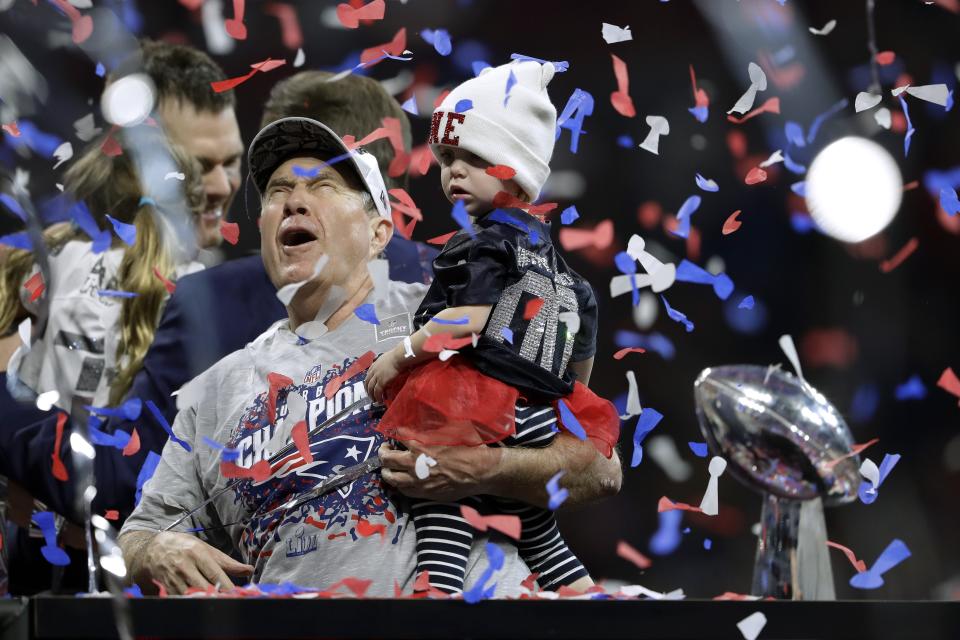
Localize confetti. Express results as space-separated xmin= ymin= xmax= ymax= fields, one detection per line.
xmin=639 ymin=115 xmax=669 ymax=154
xmin=630 ymin=408 xmax=664 ymax=467
xmin=556 ymin=88 xmax=595 ymax=154
xmin=601 ymin=23 xmax=633 ymax=44
xmin=704 ymin=538 xmax=713 ymax=550
xmin=290 ymin=420 xmax=313 ymax=463
xmin=824 ymin=437 xmax=880 ymax=471
xmin=491 ymin=191 xmax=556 ymax=216
xmin=460 ymin=505 xmax=521 ymax=540
xmin=738 ymin=296 xmax=755 ymax=310
xmin=354 ymin=303 xmax=380 ymax=325
xmin=649 ymin=509 xmax=683 ymax=555
xmin=727 ymin=96 xmax=780 ymax=124
xmin=325 ymin=351 xmax=376 ymax=400
xmin=224 ymin=0 xmax=247 ymax=39
xmin=135 ymin=451 xmax=161 ymax=505
xmin=421 ymin=28 xmax=452 ymax=56
xmin=904 ymin=83 xmax=950 ymax=107
xmin=613 ymin=347 xmax=646 ymax=360
xmin=560 ymin=205 xmax=580 ymax=224
xmin=522 ymin=297 xmax=545 ymax=321
xmin=211 ymin=57 xmax=286 ymax=93
xmin=688 ymin=64 xmax=710 ymax=123
xmin=51 ymin=412 xmax=69 ymax=481
xmin=609 ymin=54 xmax=636 ymax=118
xmin=940 ymin=187 xmax=960 ymax=216
xmin=894 ymin=374 xmax=926 ymax=400
xmin=106 ymin=214 xmax=137 ymax=246
xmin=463 ymin=542 xmax=504 ymax=603
xmin=152 ymin=267 xmax=176 ymax=295
xmin=2 ymin=122 xmax=21 ymax=137
xmin=616 ymin=540 xmax=652 ymax=569
xmin=97 ymin=289 xmax=138 ymax=298
xmin=698 ymin=456 xmax=727 ymax=516
xmin=414 ymin=453 xmax=437 ymax=479
xmin=736 ymin=611 xmax=768 ymax=640
xmin=855 ymin=92 xmax=883 ymax=112
xmin=695 ymin=173 xmax=719 ymax=192
xmin=849 ymin=539 xmax=911 ymax=589
xmin=744 ymin=167 xmax=768 ymax=185
xmin=51 ymin=0 xmax=94 ymax=44
xmin=858 ymin=453 xmax=900 ymax=504
xmin=202 ymin=437 xmax=242 ymax=462
xmin=723 ymin=210 xmax=743 ymax=235
xmin=660 ymin=295 xmax=694 ymax=332
xmin=34 ymin=511 xmax=70 ymax=566
xmin=263 ymin=3 xmax=304 ymax=49
xmin=937 ymin=367 xmax=960 ymax=404
xmin=0 ymin=193 xmax=25 ymax=221
xmin=36 ymin=390 xmax=59 ymax=412
xmin=24 ymin=271 xmax=45 ymax=303
xmin=675 ymin=259 xmax=734 ymax=300
xmin=122 ymin=428 xmax=141 ymax=456
xmin=658 ymin=496 xmax=702 ymax=514
xmin=546 ymin=471 xmax=569 ymax=511
xmin=556 ymin=398 xmax=587 ymax=441
xmin=427 ymin=231 xmax=456 ymax=246
xmin=688 ymin=442 xmax=708 ymax=457
xmin=879 ymin=237 xmax=919 ymax=273
xmin=220 ymin=459 xmax=272 ymax=483
xmin=336 ymin=0 xmax=385 ymax=29
xmin=423 ymin=333 xmax=473 ymax=353
xmin=558 ymin=219 xmax=614 ymax=251
xmin=146 ymin=399 xmax=191 ymax=452
xmin=807 ymin=98 xmax=848 ymax=144
xmin=503 ymin=69 xmax=517 ymax=107
xmin=52 ymin=141 xmax=73 ymax=169
xmin=622 ymin=371 xmax=642 ymax=420
xmin=898 ymin=94 xmax=915 ymax=157
xmin=485 ymin=164 xmax=516 ymax=180
xmin=809 ymin=19 xmax=837 ymax=36
xmin=727 ymin=62 xmax=766 ymax=115
xmin=826 ymin=540 xmax=867 ymax=573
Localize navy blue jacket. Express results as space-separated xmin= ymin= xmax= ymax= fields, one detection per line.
xmin=0 ymin=235 xmax=436 ymax=523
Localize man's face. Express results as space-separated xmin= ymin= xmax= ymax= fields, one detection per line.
xmin=259 ymin=156 xmax=376 ymax=294
xmin=158 ymin=99 xmax=243 ymax=248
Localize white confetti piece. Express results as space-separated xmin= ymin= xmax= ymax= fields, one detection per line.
xmin=36 ymin=390 xmax=59 ymax=411
xmin=646 ymin=435 xmax=693 ymax=482
xmin=414 ymin=453 xmax=437 ymax=479
xmin=639 ymin=115 xmax=669 ymax=155
xmin=626 ymin=234 xmax=646 ymax=261
xmin=855 ymin=91 xmax=883 ymax=112
xmin=559 ymin=311 xmax=580 ymax=336
xmin=601 ymin=23 xmax=633 ymax=44
xmin=904 ymin=83 xmax=949 ymax=106
xmin=759 ymin=149 xmax=784 ymax=168
xmin=699 ymin=456 xmax=727 ymax=516
xmin=621 ymin=371 xmax=642 ymax=419
xmin=52 ymin=142 xmax=73 ymax=169
xmin=737 ymin=611 xmax=768 ymax=640
xmin=778 ymin=334 xmax=805 ymax=384
xmin=727 ymin=62 xmax=767 ymax=115
xmin=808 ymin=19 xmax=836 ymax=36
xmin=438 ymin=349 xmax=458 ymax=361
xmin=164 ymin=171 xmax=186 ymax=181
xmin=874 ymin=107 xmax=892 ymax=129
xmin=17 ymin=317 xmax=31 ymax=352
xmin=293 ymin=47 xmax=305 ymax=68
xmin=276 ymin=255 xmax=329 ymax=305
xmin=402 ymin=336 xmax=415 ymax=358
xmin=860 ymin=458 xmax=880 ymax=493
xmin=296 ymin=320 xmax=327 ymax=340
xmin=73 ymin=112 xmax=102 ymax=142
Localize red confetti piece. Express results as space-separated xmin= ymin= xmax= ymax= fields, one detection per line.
xmin=220 ymin=460 xmax=272 ymax=482
xmin=902 ymin=180 xmax=920 ymax=191
xmin=263 ymin=3 xmax=303 ymax=49
xmin=433 ymin=89 xmax=451 ymax=109
xmin=23 ymin=271 xmax=45 ymax=303
xmin=104 ymin=510 xmax=120 ymax=521
xmin=266 ymin=372 xmax=293 ymax=426
xmin=52 ymin=412 xmax=69 ymax=481
xmin=558 ymin=219 xmax=614 ymax=251
xmin=101 ymin=130 xmax=123 ymax=157
xmin=122 ymin=427 xmax=141 ymax=457
xmin=713 ymin=591 xmax=760 ymax=601
xmin=826 ymin=540 xmax=867 ymax=573
xmin=824 ymin=437 xmax=880 ymax=470
xmin=178 ymin=0 xmax=203 ymax=10
xmin=153 ymin=267 xmax=176 ymax=294
xmin=936 ymin=367 xmax=960 ymax=404
xmin=460 ymin=504 xmax=521 ymax=540
xmin=355 ymin=517 xmax=386 ymax=539
xmin=211 ymin=57 xmax=286 ymax=93
xmin=1 ymin=122 xmax=20 ymax=137
xmin=290 ymin=420 xmax=313 ymax=463
xmin=722 ymin=210 xmax=743 ymax=235
xmin=359 ymin=27 xmax=406 ymax=66
xmin=613 ymin=347 xmax=646 ymax=360
xmin=689 ymin=64 xmax=710 ymax=108
xmin=875 ymin=51 xmax=896 ymax=65
xmin=324 ymin=350 xmax=376 ymax=400
xmin=423 ymin=333 xmax=474 ymax=353
xmin=491 ymin=190 xmax=557 ymax=215
xmin=485 ymin=165 xmax=517 ymax=180
xmin=657 ymin=496 xmax=702 ymax=513
xmin=224 ymin=0 xmax=247 ymax=39
xmin=336 ymin=0 xmax=385 ymax=29
xmin=151 ymin=579 xmax=169 ymax=597
xmin=52 ymin=0 xmax=93 ymax=44
xmin=328 ymin=577 xmax=373 ymax=597
xmin=427 ymin=231 xmax=457 ymax=246
xmin=727 ymin=96 xmax=781 ymax=124
xmin=745 ymin=167 xmax=768 ymax=185
xmin=220 ymin=220 xmax=240 ymax=245
xmin=520 ymin=573 xmax=540 ymax=592
xmin=800 ymin=328 xmax=858 ymax=369
xmin=616 ymin=540 xmax=652 ymax=569
xmin=389 ymin=188 xmax=422 ymax=240
xmin=556 ymin=585 xmax=585 ymax=597
xmin=879 ymin=237 xmax=919 ymax=273
xmin=409 ymin=144 xmax=434 ymax=176
xmin=523 ymin=297 xmax=545 ymax=320
xmin=609 ymin=54 xmax=636 ymax=118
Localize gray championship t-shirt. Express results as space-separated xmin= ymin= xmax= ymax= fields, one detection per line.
xmin=122 ymin=279 xmax=529 ymax=596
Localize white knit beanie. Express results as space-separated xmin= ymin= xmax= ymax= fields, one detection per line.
xmin=429 ymin=60 xmax=557 ymax=201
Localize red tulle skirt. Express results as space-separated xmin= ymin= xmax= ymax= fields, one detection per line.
xmin=375 ymin=358 xmax=619 ymax=457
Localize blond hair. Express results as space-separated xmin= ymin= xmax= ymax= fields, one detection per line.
xmin=0 ymin=128 xmax=204 ymax=405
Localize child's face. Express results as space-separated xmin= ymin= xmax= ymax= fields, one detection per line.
xmin=437 ymin=146 xmax=523 ymax=215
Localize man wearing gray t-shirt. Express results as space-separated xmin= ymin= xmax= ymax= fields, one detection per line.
xmin=118 ymin=117 xmax=621 ymax=596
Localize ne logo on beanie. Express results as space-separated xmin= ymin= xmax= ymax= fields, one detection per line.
xmin=428 ymin=111 xmax=465 ymax=147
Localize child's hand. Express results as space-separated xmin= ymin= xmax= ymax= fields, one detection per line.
xmin=365 ymin=347 xmax=402 ymax=403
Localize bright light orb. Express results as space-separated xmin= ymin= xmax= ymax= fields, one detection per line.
xmin=101 ymin=73 xmax=155 ymax=127
xmin=805 ymin=136 xmax=902 ymax=243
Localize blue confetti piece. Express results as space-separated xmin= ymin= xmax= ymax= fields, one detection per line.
xmin=738 ymin=295 xmax=755 ymax=310
xmin=88 ymin=421 xmax=131 ymax=450
xmin=471 ymin=60 xmax=491 ymax=76
xmin=546 ymin=470 xmax=569 ymax=510
xmin=95 ymin=62 xmax=106 ymax=77
xmin=614 ymin=330 xmax=675 ymax=360
xmin=431 ymin=315 xmax=469 ymax=325
xmin=106 ymin=214 xmax=137 ymax=246
xmin=790 ymin=181 xmax=807 ymax=197
xmin=682 ymin=527 xmax=690 ymax=535
xmin=258 ymin=581 xmax=320 ymax=595
xmin=660 ymin=295 xmax=694 ymax=332
xmin=135 ymin=451 xmax=161 ymax=506
xmin=555 ymin=88 xmax=594 ymax=154
xmin=500 ymin=327 xmax=514 ymax=344
xmin=35 ymin=511 xmax=71 ymax=566
xmin=488 ymin=209 xmax=538 ymax=244
xmin=898 ymin=95 xmax=915 ymax=157
xmin=146 ymin=399 xmax=191 ymax=452
xmin=354 ymin=303 xmax=380 ymax=325
xmin=688 ymin=104 xmax=708 ymax=123
xmin=504 ymin=69 xmax=517 ymax=107
xmin=123 ymin=584 xmax=143 ymax=598
xmin=894 ymin=375 xmax=926 ymax=401
xmin=939 ymin=187 xmax=960 ymax=216
xmin=0 ymin=193 xmax=26 ymax=221
xmin=695 ymin=173 xmax=719 ymax=192
xmin=92 ymin=229 xmax=113 ymax=254
xmin=688 ymin=441 xmax=709 ymax=457
xmin=703 ymin=538 xmax=713 ymax=550
xmin=454 ymin=99 xmax=473 ymax=112
xmin=675 ymin=259 xmax=733 ymax=300
xmin=0 ymin=232 xmax=32 ymax=250
xmin=790 ymin=212 xmax=815 ymax=234
xmin=850 ymin=383 xmax=880 ymax=423
xmin=630 ymin=408 xmax=664 ymax=467
xmin=400 ymin=96 xmax=418 ymax=116
xmin=509 ymin=53 xmax=569 ymax=73
xmin=202 ymin=436 xmax=240 ymax=462
xmin=616 ymin=134 xmax=635 ymax=148
xmin=947 ymin=89 xmax=954 ymax=112
xmin=463 ymin=542 xmax=504 ymax=603
xmin=97 ymin=289 xmax=139 ymax=298
xmin=420 ymin=28 xmax=452 ymax=56
xmin=806 ymin=98 xmax=848 ymax=145
xmin=614 ymin=251 xmax=637 ymax=275
xmin=451 ymin=199 xmax=475 ymax=239
xmin=292 ymin=164 xmax=321 ymax=178
xmin=784 ymin=121 xmax=806 ymax=147
xmin=858 ymin=453 xmax=901 ymax=505
xmin=556 ymin=399 xmax=587 ymax=441
xmin=672 ymin=195 xmax=701 ymax=239
xmin=71 ymin=200 xmax=100 ymax=240
xmin=7 ymin=119 xmax=63 ymax=157
xmin=850 ymin=539 xmax=911 ymax=589
xmin=783 ymin=150 xmax=807 ymax=174
xmin=560 ymin=205 xmax=580 ymax=224
xmin=649 ymin=509 xmax=683 ymax=556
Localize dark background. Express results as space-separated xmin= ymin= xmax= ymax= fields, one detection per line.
xmin=1 ymin=0 xmax=958 ymax=600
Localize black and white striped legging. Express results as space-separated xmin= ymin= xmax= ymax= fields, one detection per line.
xmin=411 ymin=402 xmax=589 ymax=594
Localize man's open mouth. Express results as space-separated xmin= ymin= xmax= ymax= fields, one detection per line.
xmin=279 ymin=226 xmax=319 ymax=247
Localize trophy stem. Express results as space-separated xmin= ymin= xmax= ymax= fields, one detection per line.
xmin=752 ymin=495 xmax=836 ymax=600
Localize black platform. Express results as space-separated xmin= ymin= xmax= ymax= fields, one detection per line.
xmin=3 ymin=596 xmax=953 ymax=639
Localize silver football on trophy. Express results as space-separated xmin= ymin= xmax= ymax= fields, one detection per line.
xmin=693 ymin=365 xmax=862 ymax=599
